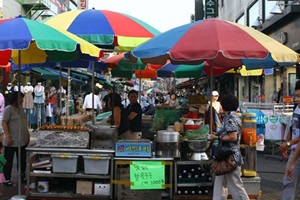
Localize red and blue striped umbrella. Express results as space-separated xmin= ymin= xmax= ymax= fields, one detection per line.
xmin=130 ymin=18 xmax=299 ymax=70
xmin=44 ymin=9 xmax=161 ymax=51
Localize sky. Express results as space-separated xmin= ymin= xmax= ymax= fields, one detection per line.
xmin=88 ymin=0 xmax=195 ymax=32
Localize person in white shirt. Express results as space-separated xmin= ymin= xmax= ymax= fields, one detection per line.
xmin=82 ymin=90 xmax=102 ymax=113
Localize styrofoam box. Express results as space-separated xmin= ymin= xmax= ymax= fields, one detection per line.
xmin=229 ymin=176 xmax=260 ymax=195
xmin=94 ymin=183 xmax=110 ymax=195
xmin=51 ymin=155 xmax=78 ymax=173
xmin=83 ymin=156 xmax=110 ymax=175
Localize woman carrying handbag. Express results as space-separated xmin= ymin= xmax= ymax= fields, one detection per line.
xmin=209 ymin=94 xmax=249 ymax=200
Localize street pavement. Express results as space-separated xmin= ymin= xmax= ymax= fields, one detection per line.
xmin=3 ymin=141 xmax=286 ymax=199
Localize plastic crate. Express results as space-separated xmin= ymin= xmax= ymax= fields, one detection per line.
xmin=83 ymin=156 xmax=110 ymax=175
xmin=51 ymin=154 xmax=78 ymax=173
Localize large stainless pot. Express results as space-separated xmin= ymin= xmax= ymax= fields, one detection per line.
xmin=156 ymin=130 xmax=179 ymax=143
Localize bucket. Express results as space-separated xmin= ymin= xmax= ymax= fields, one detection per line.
xmin=37 ymin=180 xmax=49 ymax=193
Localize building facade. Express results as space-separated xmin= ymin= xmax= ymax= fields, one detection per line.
xmin=218 ymin=0 xmax=300 ymax=103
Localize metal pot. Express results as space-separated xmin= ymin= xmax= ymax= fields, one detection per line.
xmin=186 ymin=140 xmax=211 ymax=152
xmin=156 ymin=130 xmax=179 ymax=143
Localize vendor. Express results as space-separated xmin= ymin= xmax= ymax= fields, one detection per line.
xmin=166 ymin=93 xmax=179 ymax=108
xmin=106 ymin=92 xmax=130 ymax=138
xmin=126 ymin=90 xmax=142 ymax=132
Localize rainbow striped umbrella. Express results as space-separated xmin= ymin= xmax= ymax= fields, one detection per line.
xmin=44 ymin=9 xmax=161 ymax=51
xmin=0 ymin=16 xmax=102 ymax=65
xmin=130 ymin=18 xmax=299 ymax=70
xmin=129 ymin=18 xmax=299 ymax=134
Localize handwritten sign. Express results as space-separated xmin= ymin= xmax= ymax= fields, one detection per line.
xmin=130 ymin=161 xmax=165 ymax=190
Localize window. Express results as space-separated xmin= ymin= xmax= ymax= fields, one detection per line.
xmin=247 ymin=1 xmax=259 ymax=27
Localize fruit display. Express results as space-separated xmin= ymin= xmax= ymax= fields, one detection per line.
xmin=40 ymin=125 xmax=89 ymax=131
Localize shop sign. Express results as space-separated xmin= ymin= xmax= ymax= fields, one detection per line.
xmin=130 ymin=161 xmax=165 ymax=189
xmin=78 ymin=0 xmax=88 ymax=10
xmin=115 ymin=142 xmax=152 ymax=157
xmin=205 ymin=0 xmax=218 ymax=18
xmin=283 ymin=96 xmax=293 ymax=104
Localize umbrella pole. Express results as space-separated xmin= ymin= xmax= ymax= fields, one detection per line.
xmin=139 ymin=71 xmax=142 ymax=103
xmin=209 ymin=60 xmax=213 ymax=134
xmin=12 ymin=50 xmax=26 ymax=199
xmin=92 ymin=61 xmax=95 ymax=125
xmin=59 ymin=66 xmax=62 ymax=116
xmin=17 ymin=50 xmax=22 ymax=196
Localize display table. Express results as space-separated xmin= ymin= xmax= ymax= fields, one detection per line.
xmin=26 ymin=147 xmax=114 ymax=200
xmin=113 ymin=157 xmax=173 ymax=200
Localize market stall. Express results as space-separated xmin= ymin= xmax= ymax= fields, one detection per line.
xmin=26 ymin=96 xmax=267 ymax=200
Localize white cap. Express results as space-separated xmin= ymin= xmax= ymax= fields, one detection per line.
xmin=27 ymin=82 xmax=31 ymax=85
xmin=212 ymin=91 xmax=219 ymax=96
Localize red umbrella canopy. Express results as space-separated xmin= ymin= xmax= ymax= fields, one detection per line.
xmin=44 ymin=9 xmax=161 ymax=51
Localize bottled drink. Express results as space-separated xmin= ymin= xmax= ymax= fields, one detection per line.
xmin=190 ymin=167 xmax=195 ymax=173
xmin=190 ymin=189 xmax=196 ymax=195
xmin=207 ymin=175 xmax=213 ymax=182
xmin=197 ymin=166 xmax=202 ymax=171
xmin=197 ymin=188 xmax=203 ymax=195
xmin=211 ymin=139 xmax=219 ymax=157
xmin=182 ymin=169 xmax=187 ymax=174
xmin=184 ymin=189 xmax=189 ymax=195
xmin=178 ymin=173 xmax=183 ymax=179
xmin=187 ymin=173 xmax=192 ymax=179
xmin=177 ymin=190 xmax=182 ymax=195
xmin=202 ymin=187 xmax=209 ymax=195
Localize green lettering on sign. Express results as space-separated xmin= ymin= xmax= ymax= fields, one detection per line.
xmin=130 ymin=161 xmax=165 ymax=190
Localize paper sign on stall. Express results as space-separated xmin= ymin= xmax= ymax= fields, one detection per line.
xmin=130 ymin=161 xmax=165 ymax=190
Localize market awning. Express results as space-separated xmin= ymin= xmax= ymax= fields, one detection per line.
xmin=46 ymin=68 xmax=84 ymax=83
xmin=31 ymin=68 xmax=59 ymax=80
xmin=71 ymin=72 xmax=89 ymax=80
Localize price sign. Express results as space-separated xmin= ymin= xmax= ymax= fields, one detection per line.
xmin=130 ymin=161 xmax=165 ymax=190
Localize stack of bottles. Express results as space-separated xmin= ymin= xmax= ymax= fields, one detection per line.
xmin=177 ymin=164 xmax=213 ymax=183
xmin=177 ymin=186 xmax=211 ymax=195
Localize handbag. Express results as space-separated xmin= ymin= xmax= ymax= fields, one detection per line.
xmin=211 ymin=155 xmax=237 ymax=176
xmin=214 ymin=140 xmax=233 ymax=161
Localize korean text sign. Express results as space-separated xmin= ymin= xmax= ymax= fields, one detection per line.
xmin=130 ymin=161 xmax=165 ymax=189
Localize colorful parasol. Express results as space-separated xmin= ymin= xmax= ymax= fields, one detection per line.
xmin=44 ymin=9 xmax=161 ymax=51
xmin=146 ymin=88 xmax=162 ymax=94
xmin=130 ymin=18 xmax=299 ymax=70
xmin=0 ymin=16 xmax=103 ymax=65
xmin=129 ymin=17 xmax=300 ymax=135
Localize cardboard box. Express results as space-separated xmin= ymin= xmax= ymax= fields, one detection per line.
xmin=94 ymin=183 xmax=110 ymax=195
xmin=76 ymin=181 xmax=93 ymax=195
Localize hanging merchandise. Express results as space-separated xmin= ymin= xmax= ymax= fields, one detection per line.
xmin=264 ymin=114 xmax=283 ymax=140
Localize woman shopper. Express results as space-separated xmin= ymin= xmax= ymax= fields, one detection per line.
xmin=209 ymin=94 xmax=249 ymax=200
xmin=2 ymin=92 xmax=30 ymax=186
